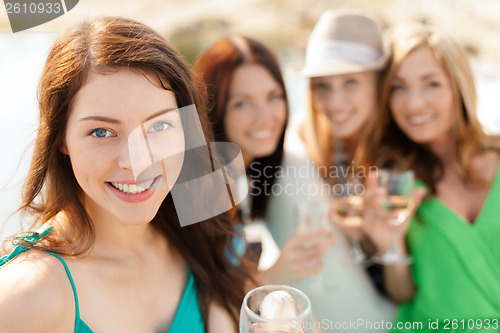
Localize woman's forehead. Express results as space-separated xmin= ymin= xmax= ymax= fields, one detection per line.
xmin=70 ymin=68 xmax=178 ymax=122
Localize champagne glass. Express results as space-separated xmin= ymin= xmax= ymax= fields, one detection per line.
xmin=372 ymin=169 xmax=415 ymax=264
xmin=240 ymin=285 xmax=312 ymax=333
xmin=330 ymin=177 xmax=368 ymax=264
xmin=295 ymin=199 xmax=333 ymax=294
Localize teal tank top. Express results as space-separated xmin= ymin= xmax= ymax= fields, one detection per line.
xmin=0 ymin=228 xmax=205 ymax=333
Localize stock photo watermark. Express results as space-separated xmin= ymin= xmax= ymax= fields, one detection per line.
xmin=4 ymin=0 xmax=79 ymax=33
xmin=290 ymin=318 xmax=500 ymax=331
xmin=248 ymin=160 xmax=377 ymax=199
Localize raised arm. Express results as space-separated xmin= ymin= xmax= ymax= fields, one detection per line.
xmin=363 ymin=175 xmax=426 ymax=302
xmin=254 ymin=227 xmax=335 ymax=286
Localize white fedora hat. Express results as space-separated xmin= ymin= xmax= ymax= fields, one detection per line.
xmin=300 ymin=10 xmax=388 ymax=77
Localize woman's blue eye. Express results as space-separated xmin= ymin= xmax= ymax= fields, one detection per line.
xmin=392 ymin=84 xmax=405 ymax=91
xmin=345 ymin=78 xmax=358 ymax=85
xmin=314 ymin=82 xmax=329 ymax=90
xmin=149 ymin=121 xmax=172 ymax=133
xmin=88 ymin=128 xmax=112 ymax=138
xmin=269 ymin=93 xmax=283 ymax=102
xmin=234 ymin=101 xmax=248 ymax=108
xmin=427 ymin=82 xmax=440 ymax=88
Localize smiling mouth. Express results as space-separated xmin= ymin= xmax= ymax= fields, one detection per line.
xmin=249 ymin=129 xmax=273 ymax=140
xmin=408 ymin=114 xmax=436 ymax=125
xmin=108 ymin=176 xmax=159 ymax=194
xmin=332 ymin=112 xmax=353 ymax=123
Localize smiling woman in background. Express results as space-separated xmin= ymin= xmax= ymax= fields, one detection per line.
xmin=194 ymin=35 xmax=335 ymax=287
xmin=362 ymin=23 xmax=500 ymax=331
xmin=0 ymin=17 xmax=248 ymax=333
xmin=264 ymin=9 xmax=397 ymax=332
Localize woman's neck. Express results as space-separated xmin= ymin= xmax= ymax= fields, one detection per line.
xmin=428 ymin=133 xmax=457 ymax=169
xmin=340 ymin=136 xmax=359 ymax=161
xmin=85 ymin=203 xmax=167 ymax=261
xmin=243 ymin=152 xmax=254 ymax=169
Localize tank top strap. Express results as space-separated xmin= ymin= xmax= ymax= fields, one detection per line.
xmin=0 ymin=227 xmax=84 ymax=333
xmin=0 ymin=227 xmax=53 ymax=266
xmin=45 ymin=251 xmax=82 ymax=333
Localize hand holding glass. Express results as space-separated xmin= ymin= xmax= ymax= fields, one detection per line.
xmin=372 ymin=169 xmax=415 ymax=264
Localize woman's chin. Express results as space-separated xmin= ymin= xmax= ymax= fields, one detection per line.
xmin=112 ymin=211 xmax=157 ymax=226
xmin=252 ymin=145 xmax=279 ymax=160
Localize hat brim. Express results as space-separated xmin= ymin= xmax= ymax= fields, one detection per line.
xmin=297 ymin=55 xmax=388 ymax=78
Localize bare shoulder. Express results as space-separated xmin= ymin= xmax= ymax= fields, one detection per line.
xmin=471 ymin=149 xmax=500 ymax=180
xmin=207 ymin=301 xmax=237 ymax=333
xmin=0 ymin=250 xmax=75 ymax=332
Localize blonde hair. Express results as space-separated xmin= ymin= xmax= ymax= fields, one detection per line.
xmin=365 ymin=23 xmax=499 ymax=192
xmin=303 ymin=87 xmax=334 ymax=175
xmin=301 ymin=10 xmax=387 ymax=179
xmin=303 ymin=72 xmax=381 ymax=179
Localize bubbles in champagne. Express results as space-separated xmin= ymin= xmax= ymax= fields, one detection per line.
xmin=379 ymin=195 xmax=413 ymax=226
xmin=331 ymin=195 xmax=364 ymax=227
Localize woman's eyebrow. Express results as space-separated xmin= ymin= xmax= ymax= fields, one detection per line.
xmin=79 ymin=115 xmax=121 ymax=124
xmin=79 ymin=107 xmax=178 ymax=124
xmin=421 ymin=72 xmax=443 ymax=80
xmin=143 ymin=108 xmax=178 ymax=122
xmin=228 ymin=93 xmax=250 ymax=100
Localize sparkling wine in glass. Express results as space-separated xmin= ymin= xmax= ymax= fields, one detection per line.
xmin=330 ymin=178 xmax=368 ymax=263
xmin=240 ymin=285 xmax=312 ymax=333
xmin=295 ymin=199 xmax=334 ymax=293
xmin=372 ymin=169 xmax=415 ymax=264
xmin=331 ymin=195 xmax=364 ymax=227
xmin=379 ymin=194 xmax=413 ymax=226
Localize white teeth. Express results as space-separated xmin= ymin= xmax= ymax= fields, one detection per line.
xmin=409 ymin=114 xmax=434 ymax=125
xmin=251 ymin=130 xmax=272 ymax=139
xmin=111 ymin=178 xmax=155 ymax=194
xmin=137 ymin=179 xmax=154 ymax=191
xmin=128 ymin=184 xmax=138 ymax=194
xmin=333 ymin=113 xmax=350 ymax=122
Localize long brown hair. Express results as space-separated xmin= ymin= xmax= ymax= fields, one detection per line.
xmin=14 ymin=17 xmax=248 ymax=325
xmin=361 ymin=23 xmax=499 ymax=193
xmin=193 ymin=35 xmax=288 ymax=218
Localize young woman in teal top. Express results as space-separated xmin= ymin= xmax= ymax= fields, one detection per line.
xmin=0 ymin=17 xmax=248 ymax=333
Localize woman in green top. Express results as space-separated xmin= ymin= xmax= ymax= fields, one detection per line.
xmin=0 ymin=17 xmax=248 ymax=333
xmin=362 ymin=23 xmax=500 ymax=331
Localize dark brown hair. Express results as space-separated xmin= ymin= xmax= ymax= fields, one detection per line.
xmin=15 ymin=16 xmax=248 ymax=325
xmin=193 ymin=35 xmax=288 ymax=218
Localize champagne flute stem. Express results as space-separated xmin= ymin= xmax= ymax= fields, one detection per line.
xmin=389 ymin=225 xmax=397 ymax=254
xmin=385 ymin=219 xmax=406 ymax=262
xmin=349 ymin=235 xmax=366 ymax=262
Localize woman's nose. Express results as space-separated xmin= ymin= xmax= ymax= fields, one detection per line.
xmin=406 ymin=89 xmax=426 ymax=112
xmin=253 ymin=101 xmax=274 ymax=124
xmin=126 ymin=125 xmax=154 ymax=180
xmin=323 ymin=88 xmax=348 ymax=116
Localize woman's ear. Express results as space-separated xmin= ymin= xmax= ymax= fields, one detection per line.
xmin=60 ymin=140 xmax=69 ymax=155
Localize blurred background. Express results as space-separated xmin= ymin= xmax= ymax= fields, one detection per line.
xmin=1 ymin=0 xmax=500 ymax=237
